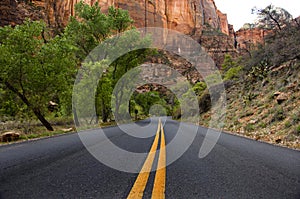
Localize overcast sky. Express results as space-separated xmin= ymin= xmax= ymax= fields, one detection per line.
xmin=214 ymin=0 xmax=300 ymax=30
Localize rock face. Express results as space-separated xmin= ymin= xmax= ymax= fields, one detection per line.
xmin=235 ymin=28 xmax=270 ymax=53
xmin=217 ymin=10 xmax=229 ymax=35
xmin=201 ymin=0 xmax=219 ymax=29
xmin=0 ymin=0 xmax=44 ymax=27
xmin=1 ymin=0 xmax=232 ymax=36
xmin=98 ymin=0 xmax=204 ymax=37
xmin=0 ymin=0 xmax=17 ymax=27
xmin=0 ymin=0 xmax=237 ymax=67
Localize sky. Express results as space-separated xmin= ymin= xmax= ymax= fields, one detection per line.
xmin=213 ymin=0 xmax=300 ymax=30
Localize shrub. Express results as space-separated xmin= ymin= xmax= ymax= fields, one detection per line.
xmin=192 ymin=82 xmax=207 ymax=96
xmin=221 ymin=54 xmax=243 ymax=80
xmin=294 ymin=125 xmax=300 ymax=136
xmin=284 ymin=121 xmax=292 ymax=128
xmin=292 ymin=113 xmax=300 ymax=124
xmin=259 ymin=122 xmax=267 ymax=128
xmin=245 ymin=123 xmax=255 ymax=132
xmin=224 ymin=66 xmax=243 ymax=80
xmin=271 ymin=108 xmax=285 ymax=122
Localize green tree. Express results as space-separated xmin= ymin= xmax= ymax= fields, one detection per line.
xmin=0 ymin=20 xmax=77 ymax=131
xmin=68 ymin=1 xmax=153 ymax=124
xmin=96 ymin=76 xmax=113 ymax=123
xmin=65 ymin=1 xmax=134 ymax=61
xmin=132 ymin=91 xmax=170 ymax=116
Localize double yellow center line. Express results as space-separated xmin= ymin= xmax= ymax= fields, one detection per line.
xmin=127 ymin=119 xmax=166 ymax=199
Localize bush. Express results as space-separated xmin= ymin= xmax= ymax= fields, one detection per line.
xmin=284 ymin=121 xmax=292 ymax=128
xmin=292 ymin=113 xmax=300 ymax=124
xmin=271 ymin=108 xmax=285 ymax=122
xmin=224 ymin=66 xmax=243 ymax=80
xmin=294 ymin=125 xmax=300 ymax=136
xmin=221 ymin=54 xmax=243 ymax=80
xmin=192 ymin=82 xmax=207 ymax=96
xmin=205 ymin=72 xmax=223 ymax=85
xmin=245 ymin=124 xmax=255 ymax=132
xmin=259 ymin=122 xmax=267 ymax=128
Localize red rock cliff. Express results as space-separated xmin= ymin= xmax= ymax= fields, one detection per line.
xmin=0 ymin=0 xmax=232 ymax=36
xmin=235 ymin=27 xmax=273 ymax=54
xmin=0 ymin=0 xmax=237 ymax=67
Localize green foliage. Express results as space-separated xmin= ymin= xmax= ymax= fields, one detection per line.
xmin=0 ymin=87 xmax=20 ymax=117
xmin=65 ymin=1 xmax=133 ymax=61
xmin=221 ymin=54 xmax=243 ymax=80
xmin=284 ymin=121 xmax=292 ymax=128
xmin=68 ymin=2 xmax=154 ymax=123
xmin=132 ymin=91 xmax=171 ymax=116
xmin=259 ymin=122 xmax=267 ymax=128
xmin=205 ymin=72 xmax=223 ymax=85
xmin=292 ymin=113 xmax=300 ymax=124
xmin=294 ymin=125 xmax=300 ymax=135
xmin=245 ymin=123 xmax=255 ymax=132
xmin=224 ymin=66 xmax=243 ymax=80
xmin=221 ymin=54 xmax=235 ymax=71
xmin=96 ymin=76 xmax=113 ymax=122
xmin=0 ymin=20 xmax=77 ymax=130
xmin=192 ymin=82 xmax=207 ymax=96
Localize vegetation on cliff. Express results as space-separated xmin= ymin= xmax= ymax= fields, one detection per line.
xmin=197 ymin=5 xmax=300 ymax=149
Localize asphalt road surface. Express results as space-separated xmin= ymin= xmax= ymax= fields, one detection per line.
xmin=1 ymin=119 xmax=300 ymax=198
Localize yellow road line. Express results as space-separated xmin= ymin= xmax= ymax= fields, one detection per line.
xmin=127 ymin=120 xmax=161 ymax=199
xmin=152 ymin=121 xmax=166 ymax=199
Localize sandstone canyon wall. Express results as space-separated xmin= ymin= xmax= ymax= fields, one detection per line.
xmin=235 ymin=27 xmax=274 ymax=55
xmin=0 ymin=0 xmax=45 ymax=27
xmin=0 ymin=0 xmax=238 ymax=67
xmin=0 ymin=0 xmax=232 ymax=36
xmin=236 ymin=28 xmax=267 ymax=51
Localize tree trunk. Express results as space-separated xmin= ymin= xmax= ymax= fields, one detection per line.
xmin=33 ymin=108 xmax=54 ymax=131
xmin=3 ymin=80 xmax=54 ymax=131
xmin=101 ymin=98 xmax=108 ymax=123
xmin=73 ymin=107 xmax=80 ymax=126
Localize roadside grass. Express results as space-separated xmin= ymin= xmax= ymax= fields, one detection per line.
xmin=0 ymin=129 xmax=74 ymax=145
xmin=18 ymin=130 xmax=69 ymax=140
xmin=0 ymin=117 xmax=75 ymax=145
xmin=0 ymin=116 xmax=151 ymax=144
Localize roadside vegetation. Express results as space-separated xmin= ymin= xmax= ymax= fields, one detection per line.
xmin=197 ymin=5 xmax=300 ymax=149
xmin=0 ymin=2 xmax=299 ymax=149
xmin=0 ymin=1 xmax=154 ymax=142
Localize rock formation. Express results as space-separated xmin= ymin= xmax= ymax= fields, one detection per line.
xmin=216 ymin=10 xmax=229 ymax=35
xmin=0 ymin=0 xmax=44 ymax=27
xmin=235 ymin=27 xmax=270 ymax=53
xmin=0 ymin=0 xmax=237 ymax=67
xmin=0 ymin=0 xmax=233 ymax=36
xmin=0 ymin=0 xmax=17 ymax=27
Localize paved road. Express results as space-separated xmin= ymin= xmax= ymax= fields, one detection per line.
xmin=1 ymin=119 xmax=299 ymax=198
